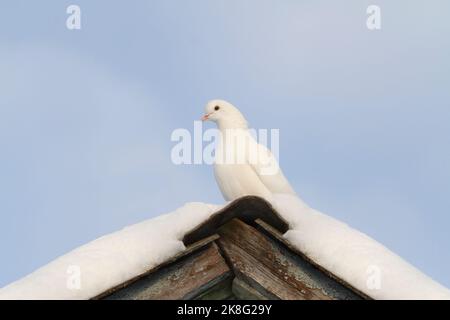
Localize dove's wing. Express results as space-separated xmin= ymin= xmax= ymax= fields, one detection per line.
xmin=246 ymin=135 xmax=297 ymax=195
xmin=214 ymin=161 xmax=273 ymax=201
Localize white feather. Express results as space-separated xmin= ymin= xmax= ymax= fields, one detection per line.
xmin=203 ymin=99 xmax=296 ymax=201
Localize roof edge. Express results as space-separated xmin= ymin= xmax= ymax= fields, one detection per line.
xmin=182 ymin=196 xmax=290 ymax=246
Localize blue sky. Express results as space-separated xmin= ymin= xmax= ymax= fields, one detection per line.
xmin=1 ymin=1 xmax=450 ymax=288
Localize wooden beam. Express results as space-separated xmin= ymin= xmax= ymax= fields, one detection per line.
xmin=217 ymin=219 xmax=364 ymax=300
xmin=183 ymin=196 xmax=289 ymax=246
xmin=254 ymin=219 xmax=372 ymax=300
xmin=102 ymin=241 xmax=231 ymax=300
xmin=194 ymin=276 xmax=234 ymax=300
xmin=232 ymin=277 xmax=269 ymax=300
xmin=94 ymin=235 xmax=232 ymax=300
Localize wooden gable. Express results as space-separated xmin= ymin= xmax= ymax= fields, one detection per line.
xmin=93 ymin=196 xmax=370 ymax=300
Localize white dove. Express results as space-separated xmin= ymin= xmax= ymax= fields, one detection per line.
xmin=201 ymin=99 xmax=296 ymax=201
xmin=198 ymin=99 xmax=450 ymax=300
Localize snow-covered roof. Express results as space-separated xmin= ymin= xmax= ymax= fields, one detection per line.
xmin=0 ymin=202 xmax=221 ymax=300
xmin=1 ymin=194 xmax=449 ymax=300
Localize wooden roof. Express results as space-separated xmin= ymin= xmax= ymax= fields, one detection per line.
xmin=93 ymin=196 xmax=371 ymax=300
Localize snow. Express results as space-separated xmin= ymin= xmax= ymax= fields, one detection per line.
xmin=0 ymin=202 xmax=221 ymax=300
xmin=272 ymin=193 xmax=450 ymax=300
xmin=1 ymin=194 xmax=449 ymax=300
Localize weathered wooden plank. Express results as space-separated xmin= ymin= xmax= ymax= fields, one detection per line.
xmin=217 ymin=223 xmax=315 ymax=300
xmin=183 ymin=196 xmax=289 ymax=246
xmin=95 ymin=234 xmax=221 ymax=299
xmin=194 ymin=276 xmax=234 ymax=300
xmin=254 ymin=219 xmax=371 ymax=300
xmin=183 ymin=270 xmax=232 ymax=300
xmin=232 ymin=277 xmax=269 ymax=300
xmin=97 ymin=235 xmax=232 ymax=300
xmin=102 ymin=241 xmax=232 ymax=300
xmin=217 ymin=219 xmax=363 ymax=300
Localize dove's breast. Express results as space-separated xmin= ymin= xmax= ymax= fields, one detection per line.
xmin=213 ymin=162 xmax=272 ymax=201
xmin=212 ymin=129 xmax=296 ymax=201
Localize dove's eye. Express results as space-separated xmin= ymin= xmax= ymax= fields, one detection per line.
xmin=214 ymin=106 xmax=220 ymax=111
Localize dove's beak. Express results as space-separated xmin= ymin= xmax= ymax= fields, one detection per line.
xmin=201 ymin=113 xmax=211 ymax=121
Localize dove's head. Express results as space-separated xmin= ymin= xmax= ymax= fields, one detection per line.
xmin=201 ymin=99 xmax=248 ymax=129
